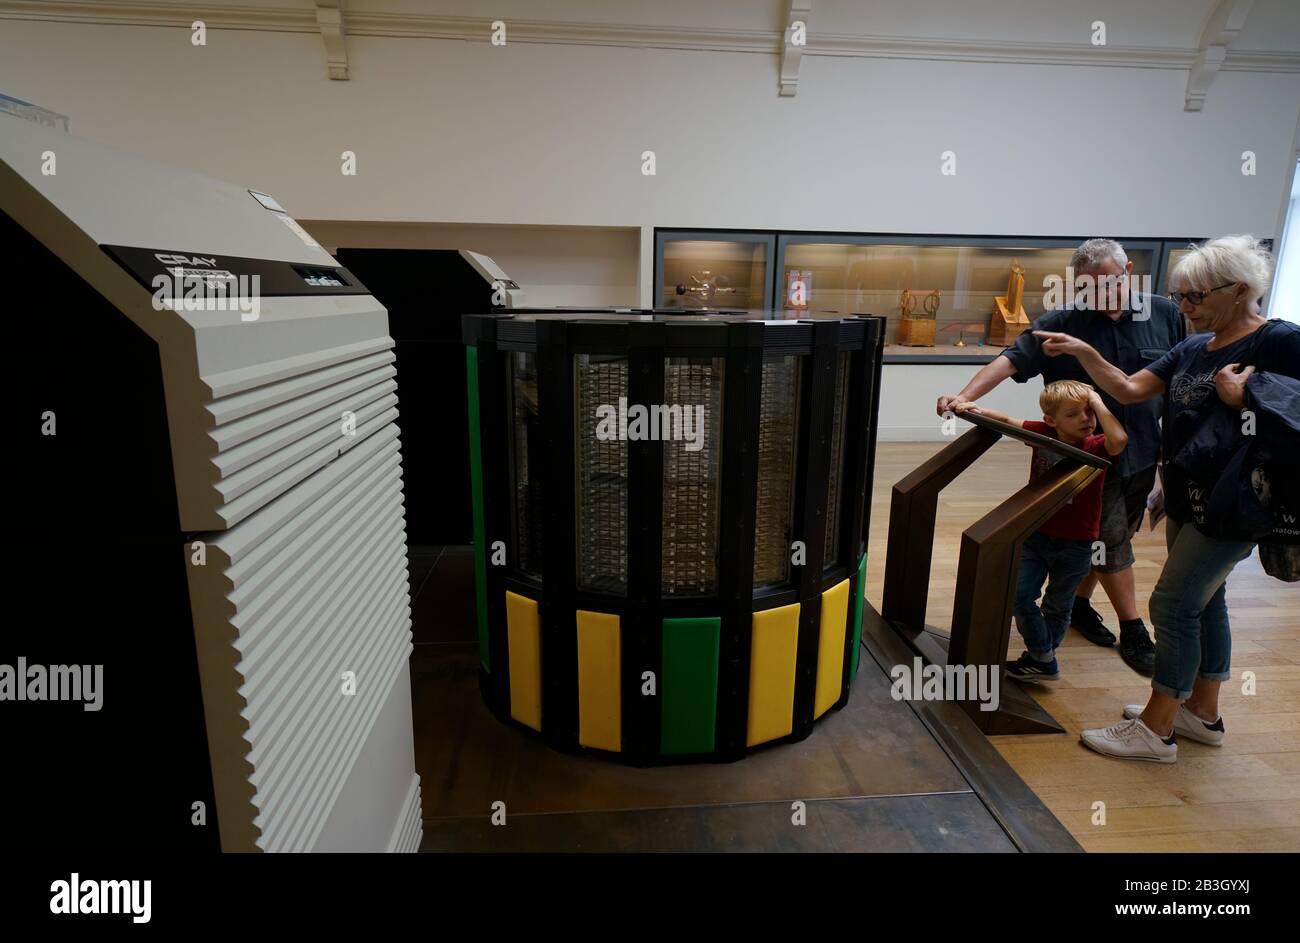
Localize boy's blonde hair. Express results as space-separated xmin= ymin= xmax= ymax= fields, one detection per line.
xmin=1039 ymin=379 xmax=1093 ymax=417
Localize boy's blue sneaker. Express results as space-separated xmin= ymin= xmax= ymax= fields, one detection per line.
xmin=1004 ymin=651 xmax=1060 ymax=684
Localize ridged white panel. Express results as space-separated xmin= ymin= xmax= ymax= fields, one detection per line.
xmin=199 ymin=340 xmax=399 ymax=527
xmin=190 ymin=429 xmax=416 ymax=852
xmin=388 ymin=775 xmax=424 ymax=854
xmin=185 ymin=315 xmax=418 ymax=852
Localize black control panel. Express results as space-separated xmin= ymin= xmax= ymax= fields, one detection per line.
xmin=101 ymin=244 xmax=372 ymax=298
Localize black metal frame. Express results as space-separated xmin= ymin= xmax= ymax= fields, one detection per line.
xmin=463 ymin=310 xmax=885 ymax=764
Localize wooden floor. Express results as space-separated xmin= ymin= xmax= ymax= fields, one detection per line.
xmin=867 ymin=440 xmax=1300 ymax=853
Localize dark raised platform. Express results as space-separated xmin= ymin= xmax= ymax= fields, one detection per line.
xmin=408 ymin=545 xmax=1080 ymax=853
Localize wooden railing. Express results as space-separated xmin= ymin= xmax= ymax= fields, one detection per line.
xmin=880 ymin=411 xmax=1109 ymax=735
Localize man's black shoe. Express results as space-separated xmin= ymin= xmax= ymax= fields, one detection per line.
xmin=1119 ymin=619 xmax=1156 ymax=675
xmin=1071 ymin=599 xmax=1117 ymax=647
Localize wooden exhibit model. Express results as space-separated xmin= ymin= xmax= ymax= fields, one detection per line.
xmin=873 ymin=411 xmax=1108 ymax=735
xmin=896 ymin=288 xmax=941 ymax=346
xmin=989 ymin=260 xmax=1029 ymax=344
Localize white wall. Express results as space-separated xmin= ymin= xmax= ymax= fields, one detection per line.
xmin=300 ymin=220 xmax=640 ymax=307
xmin=880 ymin=362 xmax=1042 ymax=441
xmin=1 ymin=17 xmax=1296 ymax=239
xmin=1 ymin=3 xmax=1295 ymax=439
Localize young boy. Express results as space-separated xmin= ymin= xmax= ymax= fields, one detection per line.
xmin=956 ymin=380 xmax=1127 ymax=682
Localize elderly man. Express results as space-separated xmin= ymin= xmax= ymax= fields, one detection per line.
xmin=936 ymin=239 xmax=1186 ymax=674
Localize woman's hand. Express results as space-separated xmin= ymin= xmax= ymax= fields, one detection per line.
xmin=1032 ymin=330 xmax=1092 ymax=359
xmin=953 ymin=402 xmax=981 ymax=414
xmin=1215 ymin=363 xmax=1254 ymax=409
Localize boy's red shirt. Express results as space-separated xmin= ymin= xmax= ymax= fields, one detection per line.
xmin=1021 ymin=420 xmax=1110 ymax=542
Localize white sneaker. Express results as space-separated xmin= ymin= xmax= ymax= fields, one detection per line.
xmin=1123 ymin=703 xmax=1225 ymax=746
xmin=1080 ymin=718 xmax=1177 ymax=763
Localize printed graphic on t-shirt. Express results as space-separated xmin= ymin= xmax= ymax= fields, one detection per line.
xmin=1168 ymin=370 xmax=1218 ymax=407
xmin=1032 ymin=445 xmax=1074 ymax=501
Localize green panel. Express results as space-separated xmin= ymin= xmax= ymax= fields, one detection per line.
xmin=850 ymin=553 xmax=866 ymax=679
xmin=660 ymin=617 xmax=720 ymax=755
xmin=466 ymin=347 xmax=490 ymax=668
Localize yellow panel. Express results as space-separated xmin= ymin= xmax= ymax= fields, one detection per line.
xmin=814 ymin=579 xmax=851 ymax=719
xmin=505 ymin=591 xmax=542 ymax=731
xmin=747 ymin=602 xmax=800 ymax=747
xmin=576 ymin=610 xmax=622 ymax=752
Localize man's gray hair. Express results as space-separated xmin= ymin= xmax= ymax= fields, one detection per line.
xmin=1070 ymin=238 xmax=1128 ymax=273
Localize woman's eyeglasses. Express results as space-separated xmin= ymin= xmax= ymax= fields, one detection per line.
xmin=1169 ymin=283 xmax=1236 ymax=306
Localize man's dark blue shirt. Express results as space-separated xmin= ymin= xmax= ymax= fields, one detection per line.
xmin=1000 ymin=291 xmax=1186 ymax=477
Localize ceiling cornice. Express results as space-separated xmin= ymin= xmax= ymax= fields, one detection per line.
xmin=1 ymin=1 xmax=1296 ymax=73
xmin=1185 ymin=0 xmax=1255 ymax=110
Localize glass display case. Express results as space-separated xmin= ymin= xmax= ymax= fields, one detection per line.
xmin=777 ymin=235 xmax=1159 ymax=360
xmin=656 ymin=230 xmax=1206 ymax=363
xmin=656 ymin=231 xmax=775 ymax=310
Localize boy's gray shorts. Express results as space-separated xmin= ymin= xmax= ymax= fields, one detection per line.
xmin=1095 ymin=465 xmax=1158 ymax=574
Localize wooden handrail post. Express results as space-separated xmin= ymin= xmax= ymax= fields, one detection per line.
xmin=879 ymin=412 xmax=1111 ymax=735
xmin=948 ymin=462 xmax=1103 ymax=668
xmin=881 ymin=426 xmax=999 ymax=632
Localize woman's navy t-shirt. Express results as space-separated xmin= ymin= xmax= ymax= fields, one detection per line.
xmin=1144 ymin=319 xmax=1300 ymax=524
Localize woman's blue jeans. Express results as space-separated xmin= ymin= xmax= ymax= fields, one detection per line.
xmin=1148 ymin=518 xmax=1256 ymax=700
xmin=1013 ymin=532 xmax=1095 ymax=659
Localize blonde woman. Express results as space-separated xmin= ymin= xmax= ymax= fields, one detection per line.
xmin=1033 ymin=235 xmax=1300 ymax=762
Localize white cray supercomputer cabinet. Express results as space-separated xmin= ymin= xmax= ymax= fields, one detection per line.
xmin=1 ymin=115 xmax=421 ymax=853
